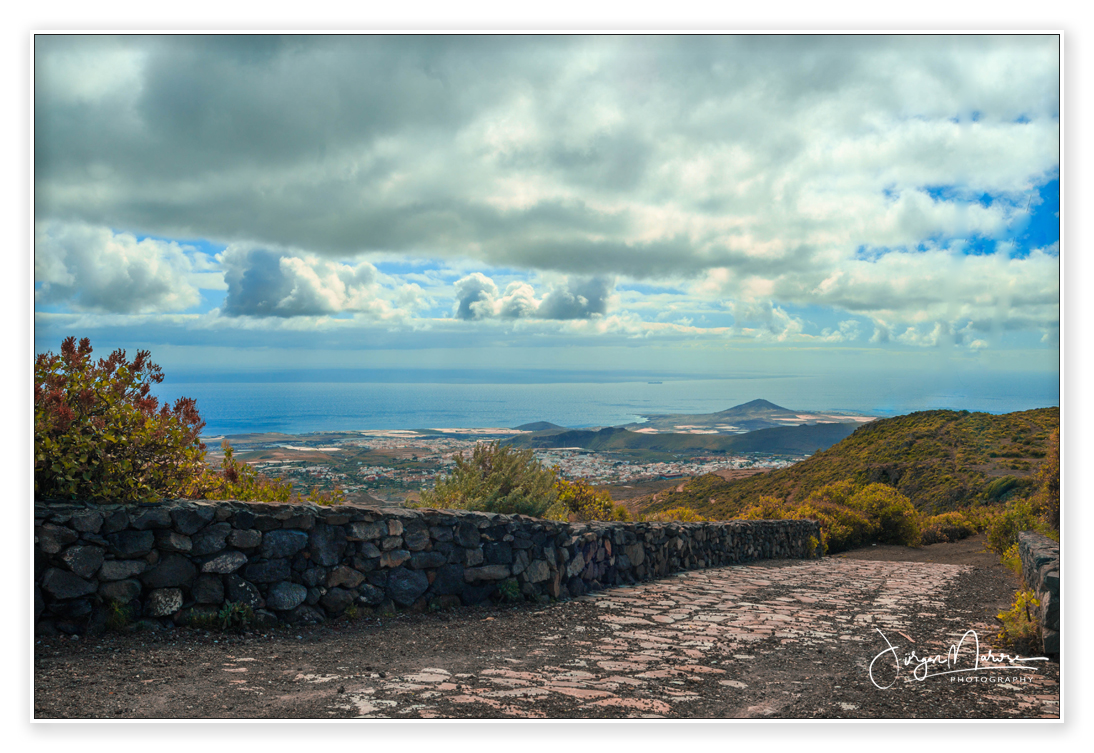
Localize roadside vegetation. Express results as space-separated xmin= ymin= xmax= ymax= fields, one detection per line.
xmin=34 ymin=337 xmax=343 ymax=505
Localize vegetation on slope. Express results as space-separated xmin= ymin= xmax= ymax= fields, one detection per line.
xmin=505 ymin=421 xmax=858 ymax=456
xmin=643 ymin=408 xmax=1059 ymax=520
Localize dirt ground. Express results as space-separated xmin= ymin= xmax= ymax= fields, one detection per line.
xmin=33 ymin=534 xmax=1058 ymax=720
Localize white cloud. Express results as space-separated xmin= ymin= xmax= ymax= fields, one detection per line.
xmin=34 ymin=221 xmax=204 ymax=313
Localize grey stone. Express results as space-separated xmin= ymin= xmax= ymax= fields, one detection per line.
xmin=359 ymin=542 xmax=381 ymax=558
xmin=380 ymin=535 xmax=403 ymax=551
xmin=465 ymin=564 xmax=511 ymax=582
xmin=141 ymin=554 xmax=198 ymax=589
xmin=357 ymin=584 xmax=385 ymax=605
xmin=192 ymin=574 xmax=225 ymax=604
xmin=101 ymin=510 xmax=129 ymax=533
xmin=99 ymin=578 xmax=142 ymax=604
xmin=430 ymin=525 xmax=454 ymax=542
xmin=484 ymin=542 xmax=513 ymax=565
xmin=403 ymin=526 xmax=430 ymax=551
xmin=253 ymin=609 xmax=278 ymax=628
xmin=244 ymin=559 xmax=290 ymax=583
xmin=464 ymin=548 xmax=484 ymax=567
xmin=387 ymin=567 xmax=429 ymax=606
xmin=428 ymin=564 xmax=466 ymax=596
xmin=253 ymin=515 xmax=282 ymax=532
xmin=170 ymin=506 xmax=215 ymax=535
xmin=34 ymin=586 xmax=44 ymax=621
xmin=285 ymin=604 xmax=324 ymax=625
xmin=455 ymin=521 xmax=480 ymax=548
xmin=130 ymin=508 xmax=173 ymax=530
xmin=283 ymin=512 xmax=315 ymax=530
xmin=154 ymin=530 xmax=192 ymax=553
xmin=380 ymin=549 xmax=411 ymax=568
xmin=327 ymin=565 xmax=365 ymax=589
xmin=260 ymin=530 xmax=309 ymax=559
xmin=387 ymin=519 xmax=404 ymax=536
xmin=305 ymin=587 xmax=322 ymax=605
xmin=409 ymin=551 xmax=447 ymax=570
xmin=226 ymin=574 xmax=263 ymax=609
xmin=41 ymin=568 xmax=97 ymax=599
xmin=70 ymin=511 xmax=103 ymax=534
xmin=60 ymin=545 xmax=105 ymax=579
xmin=511 ymin=549 xmax=530 ymax=576
xmin=267 ymin=581 xmax=308 ymax=611
xmin=98 ymin=559 xmax=147 ymax=581
xmin=309 ymin=524 xmax=347 ymax=566
xmin=523 ymin=559 xmax=551 ymax=583
xmin=145 ymin=588 xmax=183 ymax=617
xmin=37 ymin=524 xmax=78 ymax=554
xmin=228 ymin=528 xmax=262 ymax=549
xmin=202 ymin=551 xmax=248 ymax=574
xmin=232 ymin=509 xmax=256 ymax=529
xmin=190 ymin=523 xmax=232 ymax=555
xmin=302 ymin=567 xmax=327 ymax=588
xmin=348 ymin=521 xmax=385 ymax=541
xmin=320 ymin=587 xmax=355 ymax=614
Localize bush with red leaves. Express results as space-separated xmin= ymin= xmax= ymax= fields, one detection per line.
xmin=34 ymin=337 xmax=207 ymax=502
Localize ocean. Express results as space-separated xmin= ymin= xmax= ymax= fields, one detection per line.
xmin=151 ymin=372 xmax=1060 ymax=437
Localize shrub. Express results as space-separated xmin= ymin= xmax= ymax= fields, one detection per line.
xmin=1030 ymin=429 xmax=1060 ymax=530
xmin=420 ymin=441 xmax=558 ymax=516
xmin=996 ymin=589 xmax=1042 ymax=653
xmin=739 ymin=496 xmax=791 ymax=520
xmin=35 ymin=337 xmax=206 ymax=503
xmin=645 ymin=507 xmax=708 ymax=522
xmin=548 ymin=476 xmax=630 ymax=522
xmin=792 ymin=499 xmax=876 ymax=554
xmin=985 ymin=497 xmax=1057 ymax=555
xmin=843 ymin=484 xmax=922 ymax=546
xmin=921 ymin=511 xmax=978 ymax=545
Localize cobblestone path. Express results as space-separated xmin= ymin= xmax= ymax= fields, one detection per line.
xmin=310 ymin=558 xmax=1060 ymax=719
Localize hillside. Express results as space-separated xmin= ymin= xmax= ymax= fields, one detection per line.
xmin=504 ymin=421 xmax=858 ymax=456
xmin=640 ymin=407 xmax=1059 ymax=519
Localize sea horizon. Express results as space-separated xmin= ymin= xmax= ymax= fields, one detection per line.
xmin=152 ymin=373 xmax=1061 ymax=438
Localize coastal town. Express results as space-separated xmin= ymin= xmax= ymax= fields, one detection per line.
xmin=204 ymin=428 xmax=800 ymax=504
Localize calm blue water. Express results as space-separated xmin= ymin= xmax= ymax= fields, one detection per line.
xmin=152 ymin=372 xmax=1060 ymax=437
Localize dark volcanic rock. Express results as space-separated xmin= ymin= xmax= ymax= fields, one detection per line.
xmin=140 ymin=554 xmax=198 ymax=589
xmin=387 ymin=567 xmax=429 ymax=606
xmin=309 ymin=524 xmax=348 ymax=566
xmin=267 ymin=581 xmax=308 ymax=611
xmin=60 ymin=545 xmax=105 ymax=580
xmin=41 ymin=568 xmax=97 ymax=600
xmin=260 ymin=530 xmax=309 ymax=560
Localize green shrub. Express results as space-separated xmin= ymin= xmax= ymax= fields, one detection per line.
xmin=985 ymin=497 xmax=1057 ymax=555
xmin=921 ymin=511 xmax=978 ymax=545
xmin=791 ymin=499 xmax=877 ymax=554
xmin=739 ymin=496 xmax=791 ymax=520
xmin=217 ymin=601 xmax=255 ymax=631
xmin=996 ymin=589 xmax=1042 ymax=653
xmin=547 ymin=476 xmax=630 ymax=522
xmin=644 ymin=506 xmax=708 ymax=522
xmin=35 ymin=337 xmax=206 ymax=503
xmin=843 ymin=484 xmax=922 ymax=546
xmin=420 ymin=441 xmax=558 ymax=516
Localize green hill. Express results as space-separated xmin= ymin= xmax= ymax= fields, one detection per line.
xmin=505 ymin=422 xmax=858 ymax=455
xmin=641 ymin=407 xmax=1059 ymax=519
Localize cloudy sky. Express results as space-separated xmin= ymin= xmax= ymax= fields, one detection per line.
xmin=33 ymin=34 xmax=1059 ymax=395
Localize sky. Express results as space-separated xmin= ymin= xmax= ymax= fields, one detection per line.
xmin=33 ymin=34 xmax=1060 ymax=397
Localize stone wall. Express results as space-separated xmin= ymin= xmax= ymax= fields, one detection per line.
xmin=34 ymin=499 xmax=822 ymax=636
xmin=1017 ymin=530 xmax=1060 ymax=657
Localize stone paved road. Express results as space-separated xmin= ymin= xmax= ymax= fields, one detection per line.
xmin=311 ymin=558 xmax=1060 ymax=719
xmin=35 ymin=556 xmax=1061 ymax=719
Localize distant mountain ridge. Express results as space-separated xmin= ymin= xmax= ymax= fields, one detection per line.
xmin=505 ymin=421 xmax=858 ymax=456
xmin=622 ymin=398 xmax=874 ymax=435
